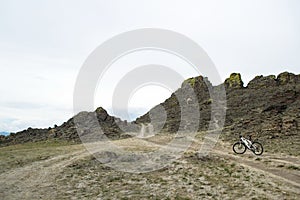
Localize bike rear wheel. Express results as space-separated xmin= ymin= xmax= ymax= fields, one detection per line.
xmin=251 ymin=142 xmax=263 ymax=155
xmin=233 ymin=142 xmax=246 ymax=154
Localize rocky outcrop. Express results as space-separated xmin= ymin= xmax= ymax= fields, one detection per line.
xmin=137 ymin=72 xmax=300 ymax=140
xmin=224 ymin=73 xmax=244 ymax=89
xmin=247 ymin=75 xmax=277 ymax=89
xmin=1 ymin=71 xmax=299 ymax=146
xmin=0 ymin=127 xmax=50 ymax=146
xmin=277 ymin=72 xmax=300 ymax=85
xmin=0 ymin=107 xmax=138 ymax=146
xmin=224 ymin=73 xmax=299 ymax=138
xmin=136 ymin=75 xmax=213 ymax=132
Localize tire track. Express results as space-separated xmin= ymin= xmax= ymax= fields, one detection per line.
xmin=0 ymin=148 xmax=89 ymax=199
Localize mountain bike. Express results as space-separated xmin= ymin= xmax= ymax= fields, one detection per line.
xmin=233 ymin=135 xmax=263 ymax=155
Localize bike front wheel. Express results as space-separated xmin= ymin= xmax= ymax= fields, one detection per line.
xmin=251 ymin=142 xmax=263 ymax=155
xmin=233 ymin=142 xmax=246 ymax=154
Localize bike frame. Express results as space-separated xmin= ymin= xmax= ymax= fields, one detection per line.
xmin=233 ymin=135 xmax=263 ymax=155
xmin=240 ymin=137 xmax=252 ymax=149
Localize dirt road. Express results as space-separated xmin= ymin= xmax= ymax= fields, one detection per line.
xmin=0 ymin=138 xmax=299 ymax=199
xmin=0 ymin=148 xmax=89 ymax=199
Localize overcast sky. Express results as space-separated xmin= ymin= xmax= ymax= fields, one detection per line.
xmin=0 ymin=0 xmax=299 ymax=133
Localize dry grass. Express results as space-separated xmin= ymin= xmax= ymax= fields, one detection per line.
xmin=0 ymin=134 xmax=299 ymax=199
xmin=0 ymin=140 xmax=80 ymax=173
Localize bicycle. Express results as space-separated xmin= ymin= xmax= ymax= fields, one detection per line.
xmin=232 ymin=135 xmax=263 ymax=155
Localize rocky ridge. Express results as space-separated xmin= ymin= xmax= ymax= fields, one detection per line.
xmin=136 ymin=72 xmax=300 ymax=139
xmin=1 ymin=72 xmax=299 ymax=146
xmin=0 ymin=107 xmax=138 ymax=146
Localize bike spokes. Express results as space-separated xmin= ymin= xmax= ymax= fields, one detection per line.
xmin=251 ymin=142 xmax=264 ymax=155
xmin=233 ymin=142 xmax=246 ymax=154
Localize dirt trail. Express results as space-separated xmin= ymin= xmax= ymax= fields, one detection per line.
xmin=146 ymin=136 xmax=300 ymax=193
xmin=194 ymin=137 xmax=300 ymax=190
xmin=0 ymin=148 xmax=89 ymax=199
xmin=0 ymin=137 xmax=299 ymax=199
xmin=213 ymin=149 xmax=300 ymax=188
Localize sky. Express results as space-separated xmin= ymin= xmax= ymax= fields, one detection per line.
xmin=0 ymin=0 xmax=299 ymax=133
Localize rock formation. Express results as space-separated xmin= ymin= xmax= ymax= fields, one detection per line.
xmin=0 ymin=107 xmax=138 ymax=146
xmin=1 ymin=71 xmax=299 ymax=146
xmin=137 ymin=72 xmax=300 ymax=139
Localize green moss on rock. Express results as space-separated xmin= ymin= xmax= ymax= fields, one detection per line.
xmin=225 ymin=73 xmax=243 ymax=89
xmin=247 ymin=75 xmax=277 ymax=89
xmin=183 ymin=77 xmax=196 ymax=87
xmin=277 ymin=72 xmax=299 ymax=85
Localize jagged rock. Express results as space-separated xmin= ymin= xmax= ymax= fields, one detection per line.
xmin=1 ymin=71 xmax=299 ymax=146
xmin=247 ymin=75 xmax=277 ymax=89
xmin=277 ymin=72 xmax=300 ymax=85
xmin=224 ymin=73 xmax=244 ymax=89
xmin=96 ymin=107 xmax=108 ymax=121
xmin=0 ymin=107 xmax=139 ymax=146
xmin=137 ymin=72 xmax=300 ymax=140
xmin=0 ymin=128 xmax=50 ymax=146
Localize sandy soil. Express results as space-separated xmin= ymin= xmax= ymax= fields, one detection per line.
xmin=0 ymin=137 xmax=299 ymax=199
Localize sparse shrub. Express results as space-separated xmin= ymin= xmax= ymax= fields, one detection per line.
xmin=287 ymin=165 xmax=300 ymax=170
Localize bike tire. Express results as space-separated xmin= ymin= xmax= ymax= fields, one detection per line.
xmin=233 ymin=142 xmax=247 ymax=154
xmin=251 ymin=142 xmax=263 ymax=155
